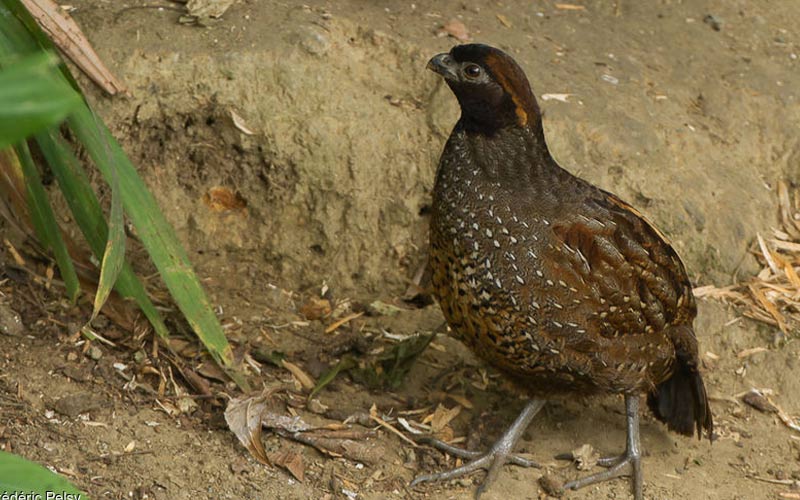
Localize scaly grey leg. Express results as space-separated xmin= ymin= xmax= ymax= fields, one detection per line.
xmin=564 ymin=394 xmax=643 ymax=500
xmin=411 ymin=398 xmax=546 ymax=499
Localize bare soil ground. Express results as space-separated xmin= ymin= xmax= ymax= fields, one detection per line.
xmin=2 ymin=0 xmax=800 ymax=499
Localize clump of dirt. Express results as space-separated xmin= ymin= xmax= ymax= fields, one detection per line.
xmin=2 ymin=0 xmax=800 ymax=499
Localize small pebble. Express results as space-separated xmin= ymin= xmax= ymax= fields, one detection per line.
xmin=601 ymin=74 xmax=619 ymax=85
xmin=0 ymin=303 xmax=24 ymax=336
xmin=54 ymin=393 xmax=105 ymax=418
xmin=703 ymin=14 xmax=723 ymax=31
xmin=538 ymin=474 xmax=565 ymax=497
xmin=86 ymin=345 xmax=103 ymax=361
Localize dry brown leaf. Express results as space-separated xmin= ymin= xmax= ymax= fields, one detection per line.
xmin=446 ymin=394 xmax=474 ymax=409
xmin=496 ymin=13 xmax=512 ymax=27
xmin=21 ymin=0 xmax=127 ymax=95
xmin=428 ymin=404 xmax=462 ymax=433
xmin=434 ymin=425 xmax=455 ymax=443
xmin=196 ymin=361 xmax=229 ymax=383
xmin=3 ymin=239 xmax=26 ymax=267
xmin=299 ymin=298 xmax=332 ymax=320
xmin=748 ymin=284 xmax=787 ymax=332
xmin=778 ymin=180 xmax=800 ymax=240
xmin=369 ymin=404 xmax=418 ymax=447
xmin=769 ymin=239 xmax=800 ymax=253
xmin=281 ymin=360 xmax=316 ymax=390
xmin=269 ymin=449 xmax=305 ymax=482
xmin=693 ymin=284 xmax=741 ymax=300
xmin=555 ymin=3 xmax=586 ymax=10
xmin=736 ymin=347 xmax=768 ymax=359
xmin=229 ymin=392 xmax=385 ymax=467
xmin=324 ymin=312 xmax=364 ymax=334
xmin=570 ymin=443 xmax=598 ymax=470
xmin=168 ymin=338 xmax=194 ymax=357
xmin=230 ymin=110 xmax=255 ymax=135
xmin=224 ymin=393 xmax=272 ymax=465
xmin=743 ymin=309 xmax=778 ymax=326
xmin=777 ymin=409 xmax=800 ymax=433
xmin=178 ymin=365 xmax=212 ymax=396
xmin=757 ymin=233 xmax=781 ymax=275
xmin=203 ymin=187 xmax=248 ymax=213
xmin=784 ymin=262 xmax=800 ymax=289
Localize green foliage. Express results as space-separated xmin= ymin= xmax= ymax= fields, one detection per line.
xmin=35 ymin=130 xmax=170 ymax=339
xmin=0 ymin=451 xmax=87 ymax=498
xmin=310 ymin=333 xmax=436 ymax=398
xmin=15 ymin=140 xmax=80 ymax=302
xmin=0 ymin=52 xmax=80 ymax=149
xmin=0 ymin=1 xmax=247 ymax=389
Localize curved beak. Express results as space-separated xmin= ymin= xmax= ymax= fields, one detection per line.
xmin=427 ymin=53 xmax=459 ymax=81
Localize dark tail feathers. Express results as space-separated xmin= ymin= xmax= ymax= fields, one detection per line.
xmin=647 ymin=351 xmax=713 ymax=440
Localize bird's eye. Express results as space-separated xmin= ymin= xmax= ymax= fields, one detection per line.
xmin=464 ymin=64 xmax=482 ymax=79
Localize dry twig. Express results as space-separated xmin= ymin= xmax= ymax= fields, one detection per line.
xmin=695 ymin=180 xmax=800 ymax=337
xmin=21 ymin=0 xmax=128 ymax=95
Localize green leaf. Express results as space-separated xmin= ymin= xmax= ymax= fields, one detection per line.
xmin=15 ymin=140 xmax=80 ymax=303
xmin=0 ymin=1 xmax=50 ymax=52
xmin=308 ymin=356 xmax=357 ymax=400
xmin=0 ymin=52 xmax=80 ymax=149
xmin=0 ymin=0 xmax=84 ymax=93
xmin=66 ymin=109 xmax=248 ymax=390
xmin=0 ymin=451 xmax=87 ymax=497
xmin=85 ymin=112 xmax=125 ymax=324
xmin=35 ymin=130 xmax=170 ymax=339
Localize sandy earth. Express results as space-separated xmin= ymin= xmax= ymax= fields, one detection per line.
xmin=2 ymin=0 xmax=800 ymax=499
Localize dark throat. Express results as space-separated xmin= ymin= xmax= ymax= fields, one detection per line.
xmin=457 ymin=121 xmax=566 ymax=189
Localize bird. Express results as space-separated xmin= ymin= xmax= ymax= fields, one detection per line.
xmin=413 ymin=43 xmax=713 ymax=499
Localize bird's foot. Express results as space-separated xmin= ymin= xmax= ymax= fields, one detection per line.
xmin=410 ymin=436 xmax=538 ymax=498
xmin=410 ymin=399 xmax=546 ymax=499
xmin=564 ymin=448 xmax=643 ymax=499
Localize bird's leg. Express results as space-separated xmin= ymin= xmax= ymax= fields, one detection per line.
xmin=564 ymin=394 xmax=643 ymax=500
xmin=411 ymin=398 xmax=546 ymax=498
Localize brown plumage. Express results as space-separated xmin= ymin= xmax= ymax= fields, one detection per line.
xmin=413 ymin=43 xmax=712 ymax=499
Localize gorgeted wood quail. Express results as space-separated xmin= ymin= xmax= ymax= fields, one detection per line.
xmin=413 ymin=44 xmax=712 ymax=499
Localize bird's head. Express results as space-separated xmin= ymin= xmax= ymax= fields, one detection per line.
xmin=427 ymin=44 xmax=541 ymax=134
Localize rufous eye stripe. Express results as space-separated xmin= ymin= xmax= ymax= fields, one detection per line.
xmin=483 ymin=53 xmax=531 ymax=126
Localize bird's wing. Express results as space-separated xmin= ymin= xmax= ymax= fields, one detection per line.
xmin=548 ymin=188 xmax=696 ymax=340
